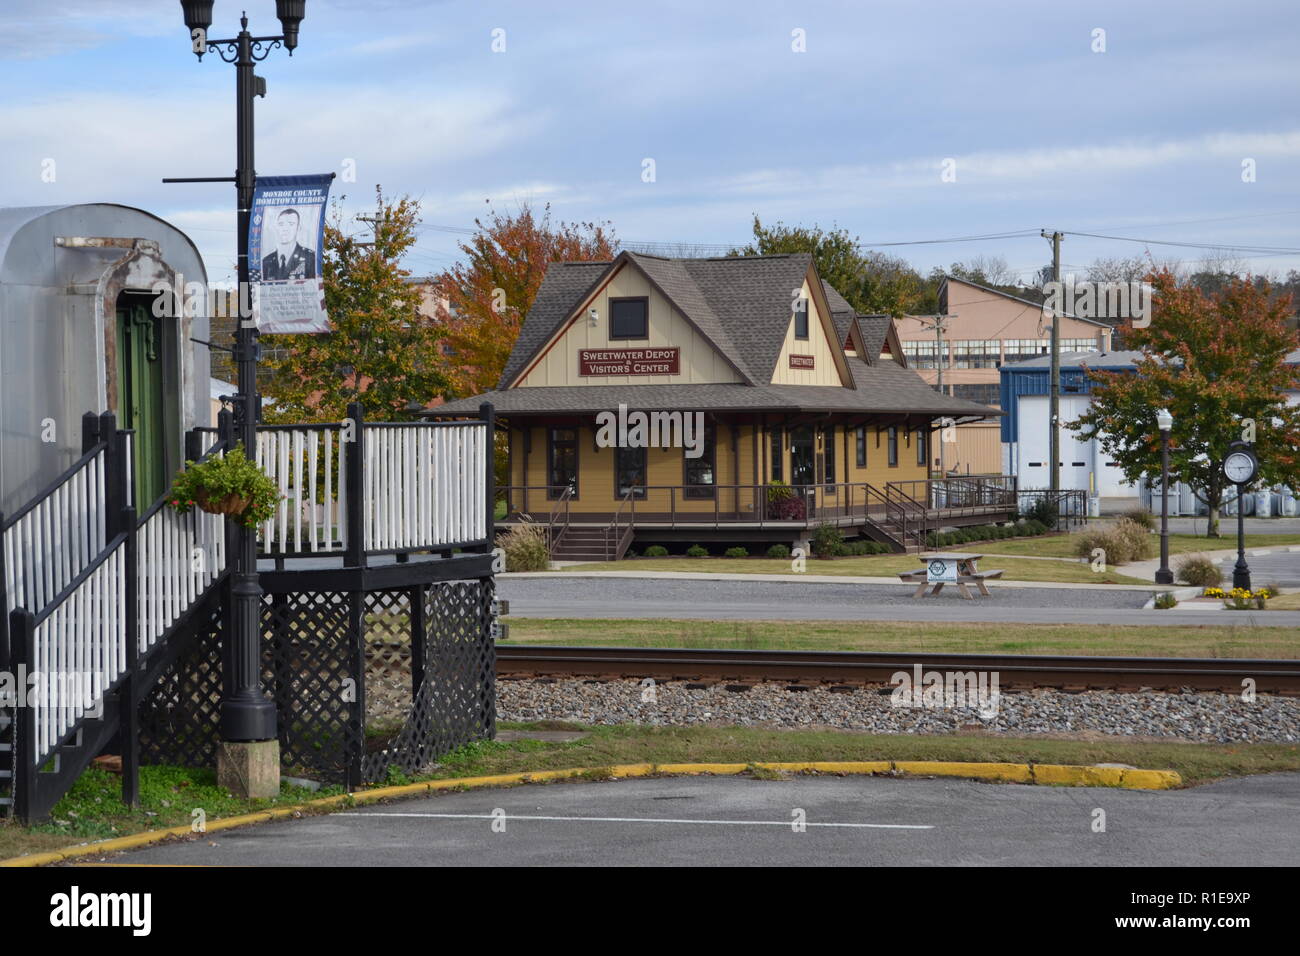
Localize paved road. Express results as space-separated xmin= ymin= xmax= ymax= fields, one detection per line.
xmin=496 ymin=576 xmax=1300 ymax=627
xmin=110 ymin=773 xmax=1300 ymax=867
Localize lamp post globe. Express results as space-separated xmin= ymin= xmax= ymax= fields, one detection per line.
xmin=276 ymin=1 xmax=308 ymax=52
xmin=180 ymin=0 xmax=215 ymax=33
xmin=1154 ymin=409 xmax=1174 ymax=586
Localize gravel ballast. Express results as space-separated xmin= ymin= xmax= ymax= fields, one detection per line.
xmin=498 ymin=678 xmax=1300 ymax=744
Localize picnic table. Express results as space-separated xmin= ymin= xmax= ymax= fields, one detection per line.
xmin=897 ymin=552 xmax=1004 ymax=600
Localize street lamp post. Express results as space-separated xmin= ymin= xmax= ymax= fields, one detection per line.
xmin=175 ymin=2 xmax=307 ymax=763
xmin=1154 ymin=408 xmax=1173 ymax=586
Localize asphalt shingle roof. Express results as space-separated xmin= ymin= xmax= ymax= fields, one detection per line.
xmin=437 ymin=354 xmax=998 ymax=419
xmin=467 ymin=252 xmax=999 ymax=422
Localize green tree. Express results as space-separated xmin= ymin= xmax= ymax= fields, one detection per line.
xmin=262 ymin=187 xmax=449 ymax=423
xmin=1069 ymin=270 xmax=1300 ymax=536
xmin=730 ymin=216 xmax=927 ymax=316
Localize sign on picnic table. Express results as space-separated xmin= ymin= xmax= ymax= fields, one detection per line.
xmin=926 ymin=557 xmax=958 ymax=583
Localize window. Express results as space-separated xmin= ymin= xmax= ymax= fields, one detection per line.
xmin=615 ymin=446 xmax=647 ymax=499
xmin=790 ymin=426 xmax=815 ymax=487
xmin=856 ymin=426 xmax=866 ymax=467
xmin=610 ymin=297 xmax=648 ymax=339
xmin=823 ymin=427 xmax=836 ymax=495
xmin=683 ymin=421 xmax=716 ymax=499
xmin=770 ymin=427 xmax=783 ymax=482
xmin=547 ymin=427 xmax=578 ymax=498
xmin=952 ymin=383 xmax=1000 ymax=406
xmin=794 ymin=299 xmax=809 ymax=340
xmin=916 ymin=429 xmax=927 ymax=466
xmin=887 ymin=427 xmax=898 ymax=467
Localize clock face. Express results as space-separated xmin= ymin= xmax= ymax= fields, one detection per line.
xmin=1224 ymin=451 xmax=1255 ymax=484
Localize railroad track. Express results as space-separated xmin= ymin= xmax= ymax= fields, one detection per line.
xmin=496 ymin=646 xmax=1300 ymax=694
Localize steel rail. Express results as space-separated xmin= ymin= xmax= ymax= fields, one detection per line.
xmin=495 ymin=645 xmax=1300 ymax=694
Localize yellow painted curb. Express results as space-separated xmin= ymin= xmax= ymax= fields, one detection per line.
xmin=0 ymin=759 xmax=1181 ymax=867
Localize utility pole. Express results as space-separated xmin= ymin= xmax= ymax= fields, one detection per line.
xmin=916 ymin=313 xmax=955 ymax=476
xmin=1041 ymin=230 xmax=1063 ymax=498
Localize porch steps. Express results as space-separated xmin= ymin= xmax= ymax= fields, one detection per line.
xmin=551 ymin=527 xmax=617 ymax=562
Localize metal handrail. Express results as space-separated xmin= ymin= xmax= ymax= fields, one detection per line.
xmin=606 ymin=489 xmax=637 ymax=561
xmin=547 ymin=484 xmax=574 ymax=552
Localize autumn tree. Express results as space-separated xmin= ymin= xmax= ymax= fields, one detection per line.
xmin=261 ymin=187 xmax=449 ymax=423
xmin=1069 ymin=270 xmax=1300 ymax=536
xmin=433 ymin=202 xmax=617 ymax=397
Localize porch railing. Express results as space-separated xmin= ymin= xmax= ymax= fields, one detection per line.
xmin=197 ymin=401 xmax=495 ymax=561
xmin=500 ymin=477 xmax=1022 ymax=530
xmin=135 ymin=435 xmax=228 ymax=656
xmin=1 ymin=413 xmax=113 ymax=630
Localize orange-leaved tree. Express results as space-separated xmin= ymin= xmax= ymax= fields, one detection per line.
xmin=433 ymin=201 xmax=617 ymax=398
xmin=1069 ymin=269 xmax=1300 ymax=536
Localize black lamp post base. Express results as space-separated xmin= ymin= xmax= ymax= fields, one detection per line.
xmin=1233 ymin=565 xmax=1252 ymax=592
xmin=220 ymin=697 xmax=279 ymax=742
xmin=1154 ymin=569 xmax=1174 ymax=585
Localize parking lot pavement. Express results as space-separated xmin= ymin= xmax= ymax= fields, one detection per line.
xmin=108 ymin=773 xmax=1300 ymax=867
xmin=495 ymin=576 xmax=1300 ymax=627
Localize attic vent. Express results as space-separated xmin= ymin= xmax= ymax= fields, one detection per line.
xmin=794 ymin=298 xmax=809 ymax=340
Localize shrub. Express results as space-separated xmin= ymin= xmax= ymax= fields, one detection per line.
xmin=1153 ymin=592 xmax=1178 ymax=610
xmin=1175 ymin=553 xmax=1222 ymax=588
xmin=724 ymin=546 xmax=749 ymax=558
xmin=766 ymin=544 xmax=790 ymax=559
xmin=495 ymin=522 xmax=550 ymax=572
xmin=624 ymin=548 xmax=637 ymax=559
xmin=1121 ymin=508 xmax=1156 ymax=531
xmin=686 ymin=544 xmax=708 ymax=558
xmin=1024 ymin=497 xmax=1058 ymax=529
xmin=811 ymin=523 xmax=845 ymax=558
xmin=1073 ymin=517 xmax=1152 ymax=565
xmin=644 ymin=545 xmax=669 ymax=557
xmin=765 ymin=480 xmax=807 ymax=520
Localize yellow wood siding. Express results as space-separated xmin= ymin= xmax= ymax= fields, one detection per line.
xmin=514 ymin=265 xmax=742 ymax=387
xmin=770 ymin=276 xmax=847 ymax=387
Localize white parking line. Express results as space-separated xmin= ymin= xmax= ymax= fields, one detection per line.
xmin=338 ymin=812 xmax=933 ymax=829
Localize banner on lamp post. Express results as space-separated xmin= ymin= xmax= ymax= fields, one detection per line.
xmin=247 ymin=173 xmax=333 ymax=333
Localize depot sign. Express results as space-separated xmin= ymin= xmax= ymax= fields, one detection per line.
xmin=579 ymin=347 xmax=681 ymax=376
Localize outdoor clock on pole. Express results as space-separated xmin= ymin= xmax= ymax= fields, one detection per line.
xmin=1223 ymin=445 xmax=1258 ymax=486
xmin=1223 ymin=440 xmax=1258 ymax=591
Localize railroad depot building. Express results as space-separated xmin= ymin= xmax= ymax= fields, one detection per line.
xmin=431 ymin=251 xmax=1005 ymax=559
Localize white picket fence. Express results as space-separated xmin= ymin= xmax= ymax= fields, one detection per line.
xmin=362 ymin=423 xmax=488 ymax=552
xmin=2 ymin=447 xmax=108 ymax=620
xmin=256 ymin=427 xmax=347 ymax=554
xmin=30 ymin=539 xmax=129 ymax=763
xmin=136 ymin=502 xmax=226 ymax=655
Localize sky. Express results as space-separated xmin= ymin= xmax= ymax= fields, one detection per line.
xmin=2 ymin=0 xmax=1298 ymax=286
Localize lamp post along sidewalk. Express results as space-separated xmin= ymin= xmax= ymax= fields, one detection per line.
xmin=1154 ymin=409 xmax=1173 ymax=586
xmin=175 ymin=0 xmax=308 ymax=798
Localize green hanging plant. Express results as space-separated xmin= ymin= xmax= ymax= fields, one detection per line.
xmin=168 ymin=443 xmax=281 ymax=529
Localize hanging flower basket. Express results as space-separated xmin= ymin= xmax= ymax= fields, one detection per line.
xmin=168 ymin=443 xmax=280 ymax=529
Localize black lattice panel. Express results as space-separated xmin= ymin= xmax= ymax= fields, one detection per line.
xmin=361 ymin=579 xmax=495 ymax=782
xmin=263 ymin=590 xmax=363 ymax=783
xmin=139 ymin=602 xmax=226 ymax=768
xmin=141 ymin=576 xmax=495 ymax=788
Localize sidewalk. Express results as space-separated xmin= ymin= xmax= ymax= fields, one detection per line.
xmin=1122 ymin=544 xmax=1300 ymax=582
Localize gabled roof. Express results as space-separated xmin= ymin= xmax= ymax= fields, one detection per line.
xmin=435 ymin=352 xmax=1000 ymax=420
xmin=939 ymin=273 xmax=1113 ymax=329
xmin=498 ymin=260 xmax=611 ymax=388
xmin=856 ymin=315 xmax=893 ymax=360
xmin=501 ymin=252 xmax=827 ymax=389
